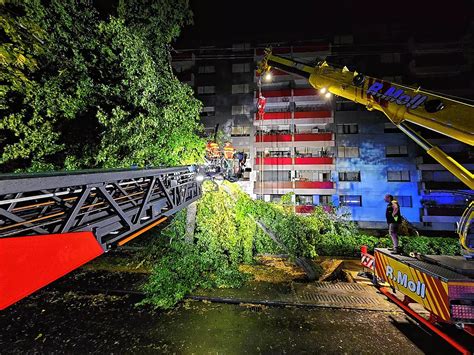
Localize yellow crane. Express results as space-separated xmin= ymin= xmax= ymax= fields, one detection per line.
xmin=258 ymin=49 xmax=473 ymax=256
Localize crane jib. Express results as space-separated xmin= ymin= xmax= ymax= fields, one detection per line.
xmin=367 ymin=82 xmax=428 ymax=110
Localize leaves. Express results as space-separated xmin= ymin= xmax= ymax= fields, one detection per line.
xmin=140 ymin=182 xmax=459 ymax=309
xmin=0 ymin=0 xmax=203 ymax=172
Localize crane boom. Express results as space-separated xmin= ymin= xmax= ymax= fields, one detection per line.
xmin=259 ymin=50 xmax=474 ymax=189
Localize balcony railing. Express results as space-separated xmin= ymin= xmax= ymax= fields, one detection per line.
xmin=422 ymin=181 xmax=469 ymax=190
xmin=425 ymin=206 xmax=466 ymax=217
xmin=255 ymin=132 xmax=333 ymax=143
xmin=255 ymin=157 xmax=334 ymax=165
xmin=255 ymin=111 xmax=332 ymax=121
xmin=254 ymin=181 xmax=334 ymax=189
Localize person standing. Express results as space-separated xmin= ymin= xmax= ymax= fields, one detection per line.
xmin=385 ymin=194 xmax=401 ymax=253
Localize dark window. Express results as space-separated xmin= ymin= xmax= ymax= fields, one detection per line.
xmin=336 ymin=101 xmax=358 ymax=111
xmin=200 ymin=106 xmax=215 ymax=117
xmin=198 ymin=65 xmax=215 ymax=74
xmin=386 ymin=145 xmax=408 ymax=157
xmin=319 ymin=195 xmax=332 ymax=205
xmin=338 ymin=146 xmax=359 ymax=158
xmin=197 ymin=86 xmax=215 ymax=95
xmin=296 ymin=195 xmax=313 ymax=205
xmin=384 ymin=122 xmax=399 ymax=133
xmin=387 ymin=170 xmax=411 ymax=182
xmin=339 ymin=171 xmax=361 ymax=182
xmin=337 ymin=124 xmax=358 ymax=134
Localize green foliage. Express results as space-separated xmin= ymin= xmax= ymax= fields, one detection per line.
xmin=141 ymin=182 xmax=459 ymax=309
xmin=0 ymin=0 xmax=204 ymax=172
xmin=140 ymin=183 xmax=252 ymax=309
xmin=279 ymin=191 xmax=294 ymax=206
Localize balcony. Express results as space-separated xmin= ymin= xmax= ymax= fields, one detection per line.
xmin=255 ymin=157 xmax=292 ymax=165
xmin=256 ymin=88 xmax=323 ymax=107
xmin=255 ymin=111 xmax=333 ymax=125
xmin=421 ymin=181 xmax=469 ymax=191
xmin=255 ymin=157 xmax=333 ymax=165
xmin=254 ymin=156 xmax=334 ymax=170
xmin=426 ymin=206 xmax=465 ymax=216
xmin=254 ymin=181 xmax=335 ymax=195
xmin=295 ymin=157 xmax=333 ymax=164
xmin=421 ymin=205 xmax=466 ymax=224
xmin=255 ymin=132 xmax=333 ymax=143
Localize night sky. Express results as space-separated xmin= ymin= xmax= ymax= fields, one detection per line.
xmin=96 ymin=0 xmax=473 ymax=46
xmin=177 ymin=0 xmax=473 ymax=45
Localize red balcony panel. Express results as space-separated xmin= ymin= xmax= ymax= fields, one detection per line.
xmin=256 ymin=134 xmax=292 ymax=142
xmin=294 ymin=133 xmax=333 ymax=141
xmin=295 ymin=205 xmax=315 ymax=213
xmin=294 ymin=111 xmax=331 ymax=119
xmin=255 ymin=157 xmax=292 ymax=165
xmin=293 ymin=88 xmax=319 ymax=96
xmin=255 ymin=181 xmax=293 ymax=189
xmin=256 ymin=111 xmax=332 ymax=121
xmin=259 ymin=89 xmax=292 ymax=98
xmin=295 ymin=181 xmax=334 ymax=189
xmin=261 ymin=112 xmax=292 ymax=120
xmin=294 ymin=157 xmax=333 ymax=165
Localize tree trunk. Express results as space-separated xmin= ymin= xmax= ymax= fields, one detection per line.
xmin=185 ymin=202 xmax=197 ymax=243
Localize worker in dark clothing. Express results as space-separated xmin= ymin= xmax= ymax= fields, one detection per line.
xmin=385 ymin=194 xmax=401 ymax=253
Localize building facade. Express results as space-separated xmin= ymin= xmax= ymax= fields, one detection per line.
xmin=172 ymin=30 xmax=473 ymax=232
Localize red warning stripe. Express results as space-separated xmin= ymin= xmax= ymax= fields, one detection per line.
xmin=420 ymin=272 xmax=448 ymax=320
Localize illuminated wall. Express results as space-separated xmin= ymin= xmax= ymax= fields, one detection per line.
xmin=332 ymin=109 xmax=421 ymax=229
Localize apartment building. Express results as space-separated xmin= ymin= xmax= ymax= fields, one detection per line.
xmin=172 ymin=26 xmax=473 ymax=232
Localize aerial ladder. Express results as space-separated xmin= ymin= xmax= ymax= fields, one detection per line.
xmin=0 ymin=166 xmax=202 ymax=309
xmin=259 ymin=50 xmax=474 ymax=349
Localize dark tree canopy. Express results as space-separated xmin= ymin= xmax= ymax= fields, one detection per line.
xmin=0 ymin=0 xmax=204 ymax=172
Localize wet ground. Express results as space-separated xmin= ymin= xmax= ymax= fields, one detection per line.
xmin=1 ymin=253 xmax=472 ymax=354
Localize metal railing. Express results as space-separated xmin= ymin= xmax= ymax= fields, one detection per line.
xmin=0 ymin=166 xmax=202 ymax=250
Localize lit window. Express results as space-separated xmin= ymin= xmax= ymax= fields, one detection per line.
xmin=339 ymin=195 xmax=362 ymax=206
xmin=231 ymin=126 xmax=251 ymax=136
